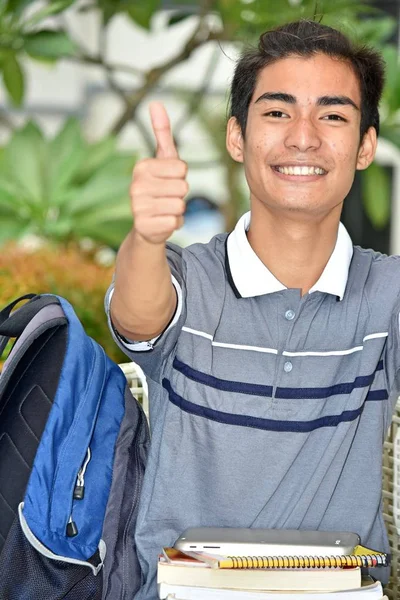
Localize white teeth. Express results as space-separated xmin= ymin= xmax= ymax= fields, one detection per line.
xmin=276 ymin=166 xmax=325 ymax=176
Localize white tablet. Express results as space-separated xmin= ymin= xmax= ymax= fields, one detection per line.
xmin=174 ymin=527 xmax=360 ymax=557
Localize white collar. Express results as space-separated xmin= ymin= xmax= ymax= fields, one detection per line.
xmin=226 ymin=211 xmax=353 ymax=300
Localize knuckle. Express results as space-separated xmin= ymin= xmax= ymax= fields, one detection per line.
xmin=180 ymin=160 xmax=188 ymax=177
xmin=131 ymin=193 xmax=150 ymax=215
xmin=136 ymin=157 xmax=153 ymax=170
xmin=180 ymin=180 xmax=189 ymax=196
xmin=177 ymin=198 xmax=186 ymax=214
xmin=132 ymin=158 xmax=156 ymax=181
xmin=130 ymin=181 xmax=142 ymax=197
xmin=132 ymin=159 xmax=147 ymax=176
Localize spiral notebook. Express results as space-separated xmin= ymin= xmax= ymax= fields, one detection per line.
xmin=176 ymin=547 xmax=389 ymax=570
xmin=159 ymin=548 xmax=365 ymax=592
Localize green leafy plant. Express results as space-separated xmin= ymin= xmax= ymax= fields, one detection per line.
xmin=0 ymin=0 xmax=77 ymax=105
xmin=359 ymin=43 xmax=400 ymax=230
xmin=0 ymin=0 xmax=398 ymax=234
xmin=0 ymin=119 xmax=135 ymax=247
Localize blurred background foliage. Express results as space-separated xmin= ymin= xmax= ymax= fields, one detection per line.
xmin=0 ymin=241 xmax=126 ymax=363
xmin=0 ymin=0 xmax=398 ymax=358
xmin=0 ymin=119 xmax=134 ymax=246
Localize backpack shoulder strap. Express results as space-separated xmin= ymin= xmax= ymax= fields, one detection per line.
xmin=0 ymin=294 xmax=61 ymax=357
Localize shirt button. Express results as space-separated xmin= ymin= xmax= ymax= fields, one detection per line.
xmin=285 ymin=310 xmax=295 ymax=321
xmin=284 ymin=361 xmax=293 ymax=373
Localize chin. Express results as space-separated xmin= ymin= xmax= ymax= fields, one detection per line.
xmin=275 ymin=201 xmax=331 ymax=218
xmin=277 ymin=199 xmax=321 ymax=211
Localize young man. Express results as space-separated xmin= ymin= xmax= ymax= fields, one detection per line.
xmin=107 ymin=20 xmax=396 ymax=599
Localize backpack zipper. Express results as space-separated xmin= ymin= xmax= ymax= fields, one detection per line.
xmin=66 ymin=447 xmax=92 ymax=537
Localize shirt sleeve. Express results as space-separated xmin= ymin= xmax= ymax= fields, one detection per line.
xmin=105 ymin=274 xmax=183 ymax=352
xmin=104 ymin=242 xmax=187 ymax=381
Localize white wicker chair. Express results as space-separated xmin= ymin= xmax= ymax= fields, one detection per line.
xmin=382 ymin=401 xmax=400 ymax=598
xmin=119 ymin=361 xmax=149 ymax=420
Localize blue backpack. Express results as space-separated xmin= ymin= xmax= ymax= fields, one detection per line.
xmin=0 ymin=294 xmax=149 ymax=599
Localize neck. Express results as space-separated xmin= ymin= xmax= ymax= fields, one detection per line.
xmin=247 ymin=205 xmax=342 ymax=295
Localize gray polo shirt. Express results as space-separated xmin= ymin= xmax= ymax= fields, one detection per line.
xmin=106 ymin=213 xmax=400 ymax=600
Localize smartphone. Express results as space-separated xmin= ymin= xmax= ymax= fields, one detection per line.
xmin=174 ymin=527 xmax=360 ymax=556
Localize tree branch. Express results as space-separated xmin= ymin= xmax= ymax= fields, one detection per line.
xmin=58 ymin=11 xmax=145 ymax=78
xmin=68 ymin=52 xmax=144 ymax=77
xmin=95 ymin=21 xmax=154 ymax=156
xmin=97 ymin=18 xmax=128 ymax=99
xmin=110 ymin=0 xmax=220 ymax=135
xmin=173 ymin=45 xmax=220 ymax=144
xmin=132 ymin=115 xmax=156 ymax=156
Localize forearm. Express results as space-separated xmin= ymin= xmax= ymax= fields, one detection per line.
xmin=111 ymin=102 xmax=186 ymax=341
xmin=111 ymin=230 xmax=177 ymax=341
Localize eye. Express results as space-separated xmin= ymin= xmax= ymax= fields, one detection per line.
xmin=264 ymin=110 xmax=289 ymax=118
xmin=322 ymin=114 xmax=347 ymax=122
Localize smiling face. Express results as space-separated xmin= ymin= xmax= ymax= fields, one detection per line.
xmin=226 ymin=53 xmax=377 ymax=220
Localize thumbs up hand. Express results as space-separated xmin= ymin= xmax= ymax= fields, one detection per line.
xmin=130 ymin=102 xmax=188 ymax=245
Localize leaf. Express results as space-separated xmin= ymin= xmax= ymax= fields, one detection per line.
xmin=380 ymin=46 xmax=400 ymax=114
xmin=0 ymin=179 xmax=21 ymax=211
xmin=0 ymin=175 xmax=31 ymax=208
xmin=214 ymin=0 xmax=388 ymax=40
xmin=77 ymin=201 xmax=131 ymax=223
xmin=361 ymin=162 xmax=391 ymax=230
xmin=350 ymin=17 xmax=396 ymax=46
xmin=0 ymin=118 xmax=137 ymax=247
xmin=74 ymin=218 xmax=132 ymax=248
xmin=48 ymin=118 xmax=85 ymax=200
xmin=0 ymin=216 xmax=28 ymax=243
xmin=126 ymin=0 xmax=160 ymax=29
xmin=97 ymin=0 xmax=158 ymax=25
xmin=5 ymin=0 xmax=32 ymax=15
xmin=75 ymin=136 xmax=118 ymax=183
xmin=2 ymin=53 xmax=24 ymax=106
xmin=43 ymin=217 xmax=73 ymax=239
xmin=66 ymin=173 xmax=130 ymax=217
xmin=379 ymin=125 xmax=400 ymax=151
xmin=167 ymin=11 xmax=194 ymax=27
xmin=23 ymin=30 xmax=77 ymax=60
xmin=87 ymin=153 xmax=135 ymax=178
xmin=24 ymin=0 xmax=76 ymax=27
xmin=3 ymin=121 xmax=46 ymax=203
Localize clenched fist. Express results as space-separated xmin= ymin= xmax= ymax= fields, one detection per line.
xmin=130 ymin=102 xmax=188 ymax=245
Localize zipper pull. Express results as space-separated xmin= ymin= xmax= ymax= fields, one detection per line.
xmin=66 ymin=515 xmax=78 ymax=537
xmin=73 ymin=447 xmax=91 ymax=500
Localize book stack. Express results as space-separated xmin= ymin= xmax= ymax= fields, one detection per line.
xmin=157 ymin=548 xmax=388 ymax=599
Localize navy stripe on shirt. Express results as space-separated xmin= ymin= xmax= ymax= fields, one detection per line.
xmin=365 ymin=389 xmax=388 ymax=401
xmin=173 ymin=357 xmax=385 ymax=401
xmin=173 ymin=357 xmax=273 ymax=396
xmin=163 ymin=378 xmax=367 ymax=432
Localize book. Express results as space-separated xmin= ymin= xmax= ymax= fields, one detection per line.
xmin=159 ymin=580 xmax=385 ymax=600
xmin=181 ymin=547 xmax=389 ymax=570
xmin=158 ymin=549 xmax=362 ymax=592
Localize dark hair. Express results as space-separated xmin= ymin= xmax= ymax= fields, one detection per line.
xmin=230 ymin=20 xmax=385 ymax=139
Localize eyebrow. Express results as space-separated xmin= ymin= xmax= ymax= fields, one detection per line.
xmin=255 ymin=92 xmax=359 ymax=111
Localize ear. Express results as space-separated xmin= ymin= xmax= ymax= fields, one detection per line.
xmin=226 ymin=117 xmax=244 ymax=163
xmin=356 ymin=126 xmax=377 ymax=171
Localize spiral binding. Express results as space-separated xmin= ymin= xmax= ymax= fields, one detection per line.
xmin=221 ymin=553 xmax=389 ymax=569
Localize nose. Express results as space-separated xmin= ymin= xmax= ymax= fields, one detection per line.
xmin=284 ymin=117 xmax=321 ymax=152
